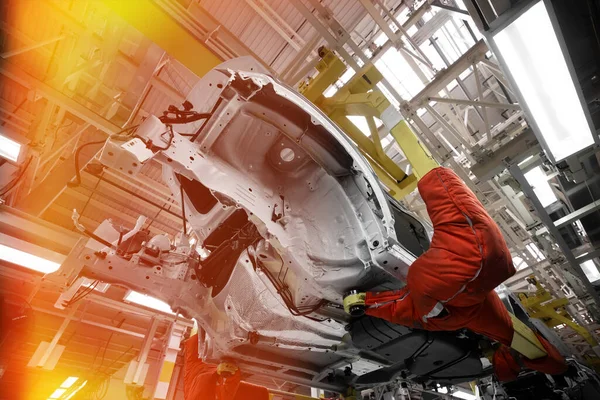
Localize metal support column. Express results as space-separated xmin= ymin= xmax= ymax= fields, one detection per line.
xmin=37 ymin=303 xmax=79 ymax=367
xmin=153 ymin=321 xmax=187 ymax=399
xmin=132 ymin=317 xmax=160 ymax=385
xmin=507 ymin=163 xmax=600 ymax=313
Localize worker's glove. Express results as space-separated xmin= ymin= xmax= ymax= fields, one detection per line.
xmin=217 ymin=361 xmax=239 ymax=377
xmin=343 ymin=290 xmax=366 ymax=317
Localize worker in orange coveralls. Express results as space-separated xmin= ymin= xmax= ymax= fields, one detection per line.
xmin=183 ymin=324 xmax=270 ymax=400
xmin=352 ymin=167 xmax=567 ymax=381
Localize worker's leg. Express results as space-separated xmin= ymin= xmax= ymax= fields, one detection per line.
xmin=462 ymin=291 xmax=514 ymax=346
xmin=493 ymin=338 xmax=568 ymax=381
xmin=364 ymin=287 xmax=421 ymax=328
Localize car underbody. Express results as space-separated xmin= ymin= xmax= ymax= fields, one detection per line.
xmin=56 ymin=59 xmax=600 ymax=398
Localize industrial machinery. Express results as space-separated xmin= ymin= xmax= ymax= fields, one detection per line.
xmin=53 ymin=58 xmax=600 ymax=398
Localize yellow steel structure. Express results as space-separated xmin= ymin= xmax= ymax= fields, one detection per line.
xmin=304 ymin=48 xmax=551 ymax=361
xmin=509 ymin=314 xmax=547 ymax=359
xmin=519 ymin=276 xmax=598 ymax=347
xmin=299 ymin=48 xmax=437 ymax=200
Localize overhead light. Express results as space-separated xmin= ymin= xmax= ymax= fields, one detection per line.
xmin=60 ymin=377 xmax=79 ymax=389
xmin=64 ymin=380 xmax=87 ymax=400
xmin=0 ymin=133 xmax=21 ymax=162
xmin=580 ymin=260 xmax=600 ymax=283
xmin=49 ymin=388 xmax=66 ymax=399
xmin=0 ymin=243 xmax=61 ymax=274
xmin=124 ymin=291 xmax=174 ymax=314
xmin=492 ymin=1 xmax=596 ymax=162
xmin=524 ymin=166 xmax=557 ymax=208
xmin=452 ymin=388 xmax=477 ymax=400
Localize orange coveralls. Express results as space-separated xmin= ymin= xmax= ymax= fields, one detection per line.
xmin=365 ymin=167 xmax=566 ymax=379
xmin=183 ymin=334 xmax=270 ymax=400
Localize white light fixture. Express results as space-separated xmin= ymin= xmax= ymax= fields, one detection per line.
xmin=49 ymin=388 xmax=66 ymax=399
xmin=60 ymin=377 xmax=79 ymax=389
xmin=524 ymin=166 xmax=557 ymax=208
xmin=492 ymin=1 xmax=596 ymax=162
xmin=580 ymin=260 xmax=600 ymax=283
xmin=0 ymin=243 xmax=61 ymax=274
xmin=452 ymin=388 xmax=478 ymax=400
xmin=0 ymin=133 xmax=21 ymax=162
xmin=124 ymin=291 xmax=174 ymax=314
xmin=64 ymin=380 xmax=87 ymax=400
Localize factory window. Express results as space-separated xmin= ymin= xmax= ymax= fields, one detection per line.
xmin=375 ymin=47 xmax=426 ymax=100
xmin=581 ymin=260 xmax=600 ymax=283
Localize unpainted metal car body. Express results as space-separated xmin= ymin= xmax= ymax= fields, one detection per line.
xmin=58 ymin=58 xmax=599 ymax=397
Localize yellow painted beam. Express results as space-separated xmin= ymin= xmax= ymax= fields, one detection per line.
xmin=509 ymin=313 xmax=547 ymax=359
xmin=299 ymin=48 xmax=347 ymax=103
xmin=389 ymin=120 xmax=439 ymax=180
xmin=520 ymin=276 xmax=598 ymax=346
xmin=331 ymin=112 xmax=408 ymax=181
xmin=102 ymin=0 xmax=222 ymax=77
xmin=322 ymin=91 xmax=389 ymax=116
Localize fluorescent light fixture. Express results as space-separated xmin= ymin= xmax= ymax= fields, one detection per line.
xmin=124 ymin=291 xmax=174 ymax=314
xmin=452 ymin=389 xmax=477 ymax=400
xmin=0 ymin=133 xmax=21 ymax=162
xmin=493 ymin=2 xmax=595 ymax=161
xmin=0 ymin=243 xmax=61 ymax=274
xmin=524 ymin=166 xmax=557 ymax=208
xmin=49 ymin=388 xmax=66 ymax=399
xmin=60 ymin=377 xmax=79 ymax=389
xmin=64 ymin=380 xmax=87 ymax=400
xmin=580 ymin=260 xmax=600 ymax=283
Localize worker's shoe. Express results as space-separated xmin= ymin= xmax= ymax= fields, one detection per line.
xmin=343 ymin=290 xmax=366 ymax=317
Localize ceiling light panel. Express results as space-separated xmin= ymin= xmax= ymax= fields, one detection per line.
xmin=492 ymin=1 xmax=596 ymax=162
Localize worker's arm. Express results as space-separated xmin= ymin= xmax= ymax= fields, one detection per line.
xmin=183 ymin=333 xmax=215 ymax=375
xmin=364 ymin=288 xmax=424 ymax=328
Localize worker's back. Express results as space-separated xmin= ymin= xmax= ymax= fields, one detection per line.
xmin=408 ymin=167 xmax=515 ymax=314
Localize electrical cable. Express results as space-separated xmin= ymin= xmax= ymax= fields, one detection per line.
xmin=190 ymin=97 xmax=223 ymax=142
xmin=70 ymin=124 xmax=140 ymax=188
xmin=65 ymin=280 xmax=99 ymax=307
xmin=159 ymin=112 xmax=211 ymax=125
xmin=180 ymin=185 xmax=187 ymax=234
xmin=84 ymin=229 xmax=117 ymax=249
xmin=50 ymin=120 xmax=75 ymax=150
xmin=79 ymin=172 xmax=103 ymax=217
xmin=71 ymin=140 xmax=111 ymax=187
xmin=0 ymin=156 xmax=33 ymax=196
xmin=148 ymin=125 xmax=174 ymax=151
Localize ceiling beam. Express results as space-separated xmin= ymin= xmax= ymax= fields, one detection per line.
xmin=0 ymin=59 xmax=121 ymax=135
xmin=0 ymin=56 xmax=123 ymax=215
xmin=102 ymin=0 xmax=222 ymax=78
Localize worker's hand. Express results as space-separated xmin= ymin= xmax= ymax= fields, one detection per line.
xmin=343 ymin=291 xmax=366 ymax=316
xmin=217 ymin=361 xmax=239 ymax=377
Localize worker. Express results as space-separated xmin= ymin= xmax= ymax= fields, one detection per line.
xmin=344 ymin=167 xmax=567 ymax=380
xmin=183 ymin=322 xmax=270 ymax=400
